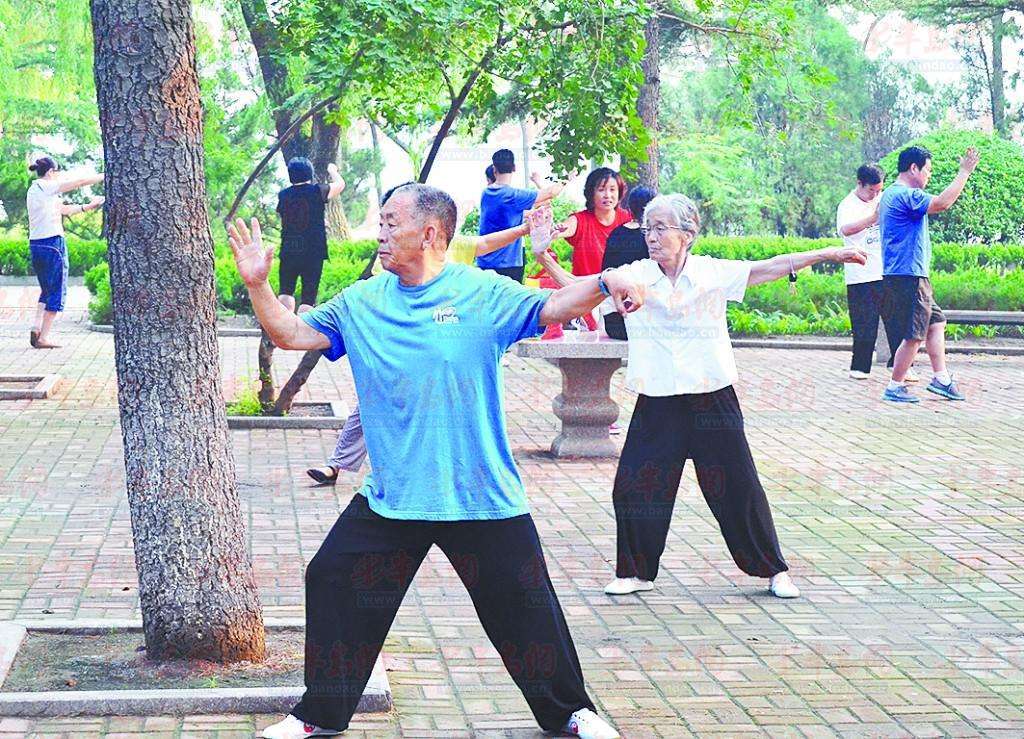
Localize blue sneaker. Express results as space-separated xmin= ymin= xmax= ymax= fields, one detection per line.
xmin=882 ymin=385 xmax=920 ymax=403
xmin=926 ymin=375 xmax=966 ymax=401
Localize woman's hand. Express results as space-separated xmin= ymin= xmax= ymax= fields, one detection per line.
xmin=227 ymin=217 xmax=273 ymax=287
xmin=831 ymin=247 xmax=868 ymax=265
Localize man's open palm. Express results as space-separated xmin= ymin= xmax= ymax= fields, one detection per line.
xmin=227 ymin=218 xmax=272 ymax=287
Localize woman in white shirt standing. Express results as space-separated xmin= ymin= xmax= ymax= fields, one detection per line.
xmin=836 ymin=164 xmax=906 ymax=379
xmin=585 ymin=194 xmax=866 ymax=600
xmin=26 ymin=156 xmax=104 ymax=348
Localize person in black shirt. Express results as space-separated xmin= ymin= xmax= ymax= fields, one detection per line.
xmin=600 ymin=186 xmax=655 ymax=339
xmin=276 ymin=157 xmax=346 ymax=313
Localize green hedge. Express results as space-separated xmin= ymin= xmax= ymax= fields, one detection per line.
xmin=0 ymin=237 xmax=108 ymax=276
xmin=82 ymin=235 xmax=1024 ymax=337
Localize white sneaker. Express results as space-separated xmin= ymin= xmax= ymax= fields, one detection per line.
xmin=848 ymin=370 xmax=870 ymax=380
xmin=768 ymin=572 xmax=800 ymax=599
xmin=564 ymin=708 xmax=620 ymax=739
xmin=261 ymin=715 xmax=340 ymax=738
xmin=904 ymin=367 xmax=919 ymax=383
xmin=603 ymin=577 xmax=654 ymax=595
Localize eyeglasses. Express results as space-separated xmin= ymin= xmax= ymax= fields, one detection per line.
xmin=640 ymin=225 xmax=688 ymax=237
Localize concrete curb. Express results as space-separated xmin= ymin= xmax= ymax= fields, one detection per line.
xmin=0 ymin=374 xmax=61 ymax=400
xmin=731 ymin=337 xmax=1024 ymax=357
xmin=0 ymin=619 xmax=391 ymax=718
xmin=0 ymin=623 xmax=26 ymax=689
xmin=90 ymin=324 xmax=262 ymax=337
xmin=227 ymin=401 xmax=349 ymax=430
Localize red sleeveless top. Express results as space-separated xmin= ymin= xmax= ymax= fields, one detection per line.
xmin=566 ymin=208 xmax=632 ymax=276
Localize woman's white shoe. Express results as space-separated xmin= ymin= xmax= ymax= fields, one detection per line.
xmin=768 ymin=572 xmax=800 ymax=599
xmin=564 ymin=708 xmax=621 ymax=739
xmin=261 ymin=714 xmax=340 ymax=739
xmin=603 ymin=577 xmax=655 ymax=595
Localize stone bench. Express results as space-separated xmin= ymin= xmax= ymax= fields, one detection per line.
xmin=515 ymin=336 xmax=628 ymax=458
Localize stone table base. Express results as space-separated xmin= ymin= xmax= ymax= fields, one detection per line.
xmin=516 ymin=337 xmax=627 ymax=458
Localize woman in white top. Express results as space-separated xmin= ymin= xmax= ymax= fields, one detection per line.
xmin=26 ymin=156 xmax=104 ymax=348
xmin=537 ymin=194 xmax=865 ymax=600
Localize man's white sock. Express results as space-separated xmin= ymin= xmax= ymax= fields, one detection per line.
xmin=934 ymin=370 xmax=951 ymax=385
xmin=887 ymin=380 xmax=903 ymax=392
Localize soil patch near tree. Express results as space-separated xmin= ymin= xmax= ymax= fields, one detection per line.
xmin=4 ymin=630 xmax=305 ymax=692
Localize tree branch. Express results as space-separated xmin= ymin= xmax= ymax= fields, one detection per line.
xmin=222 ymin=46 xmax=369 ymax=226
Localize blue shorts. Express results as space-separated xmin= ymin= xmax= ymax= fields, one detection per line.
xmin=30 ymin=235 xmax=68 ymax=312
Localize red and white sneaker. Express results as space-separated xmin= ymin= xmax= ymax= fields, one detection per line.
xmin=261 ymin=714 xmax=340 ymax=738
xmin=564 ymin=708 xmax=620 ymax=739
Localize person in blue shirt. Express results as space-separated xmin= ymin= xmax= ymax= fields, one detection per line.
xmin=476 ymin=148 xmax=563 ymax=282
xmin=878 ymin=145 xmax=979 ymax=404
xmin=228 ymin=185 xmax=642 ymax=739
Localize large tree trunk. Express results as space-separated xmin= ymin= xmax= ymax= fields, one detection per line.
xmin=519 ymin=119 xmax=531 ymax=187
xmin=633 ymin=12 xmax=660 ymax=188
xmin=990 ymin=12 xmax=1007 ymax=138
xmin=311 ymin=112 xmax=351 ymax=240
xmin=238 ymin=0 xmax=305 ymax=162
xmin=369 ymin=120 xmax=384 ymax=203
xmin=91 ymin=0 xmax=266 ymax=663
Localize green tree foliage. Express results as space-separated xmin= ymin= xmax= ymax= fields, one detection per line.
xmin=658 ymin=1 xmax=943 ymax=237
xmin=879 ymin=128 xmax=1024 ymax=243
xmin=278 ymin=0 xmax=650 ymax=179
xmin=0 ymin=0 xmax=100 ymax=232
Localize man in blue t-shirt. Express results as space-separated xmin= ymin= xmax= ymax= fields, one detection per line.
xmin=878 ymin=145 xmax=979 ymax=404
xmin=476 ymin=148 xmax=563 ymax=282
xmin=228 ymin=185 xmax=642 ymax=739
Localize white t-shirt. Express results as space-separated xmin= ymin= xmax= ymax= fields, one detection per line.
xmin=836 ymin=189 xmax=882 ymax=284
xmin=615 ymin=255 xmax=751 ymax=397
xmin=26 ymin=179 xmax=63 ymax=240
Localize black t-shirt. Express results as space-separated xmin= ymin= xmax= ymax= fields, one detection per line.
xmin=277 ymin=183 xmax=330 ymax=261
xmin=601 ymin=224 xmax=648 ymax=340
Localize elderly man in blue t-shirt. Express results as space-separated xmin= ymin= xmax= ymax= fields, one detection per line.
xmin=878 ymin=145 xmax=979 ymax=404
xmin=228 ymin=184 xmax=642 ymax=739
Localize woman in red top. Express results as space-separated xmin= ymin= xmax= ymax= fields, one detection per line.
xmin=560 ymin=168 xmax=631 ymax=276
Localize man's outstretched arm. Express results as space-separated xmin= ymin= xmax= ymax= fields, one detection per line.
xmin=538 ymin=270 xmax=642 ymax=326
xmin=227 ymin=218 xmax=330 ymax=351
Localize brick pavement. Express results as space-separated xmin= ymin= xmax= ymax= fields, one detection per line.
xmin=1 ymin=316 xmax=1023 ymax=738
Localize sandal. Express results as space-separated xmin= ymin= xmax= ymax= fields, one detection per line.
xmin=30 ymin=330 xmax=39 ymax=347
xmin=306 ymin=466 xmax=339 ymax=485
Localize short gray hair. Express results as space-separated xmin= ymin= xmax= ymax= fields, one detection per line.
xmin=393 ymin=183 xmax=457 ymax=246
xmin=642 ymin=193 xmax=701 ymax=235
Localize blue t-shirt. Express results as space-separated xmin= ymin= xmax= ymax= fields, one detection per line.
xmin=301 ymin=263 xmax=551 ymax=521
xmin=879 ymin=182 xmax=934 ymax=277
xmin=475 ymin=185 xmax=538 ymax=269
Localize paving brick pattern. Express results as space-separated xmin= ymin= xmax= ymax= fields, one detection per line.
xmin=1 ymin=317 xmax=1022 ymax=738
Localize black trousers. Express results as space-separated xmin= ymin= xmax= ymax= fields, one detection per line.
xmin=279 ymin=255 xmax=325 ymax=306
xmin=847 ymin=280 xmax=900 ymax=373
xmin=291 ymin=495 xmax=594 ymax=731
xmin=612 ymin=387 xmax=788 ymax=581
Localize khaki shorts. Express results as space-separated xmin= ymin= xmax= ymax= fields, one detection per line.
xmin=882 ymin=275 xmax=946 ymax=342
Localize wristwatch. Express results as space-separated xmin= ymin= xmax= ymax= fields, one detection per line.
xmin=597 ymin=269 xmax=613 ymax=297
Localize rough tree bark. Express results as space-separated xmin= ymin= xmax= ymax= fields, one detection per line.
xmin=630 ymin=12 xmax=661 ymax=188
xmin=239 ymin=0 xmax=346 ymax=216
xmin=91 ymin=0 xmax=266 ymax=663
xmin=990 ymin=12 xmax=1007 ymax=138
xmin=311 ymin=113 xmax=351 ymax=240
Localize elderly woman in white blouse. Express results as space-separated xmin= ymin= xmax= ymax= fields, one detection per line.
xmin=534 ymin=194 xmax=865 ymax=600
